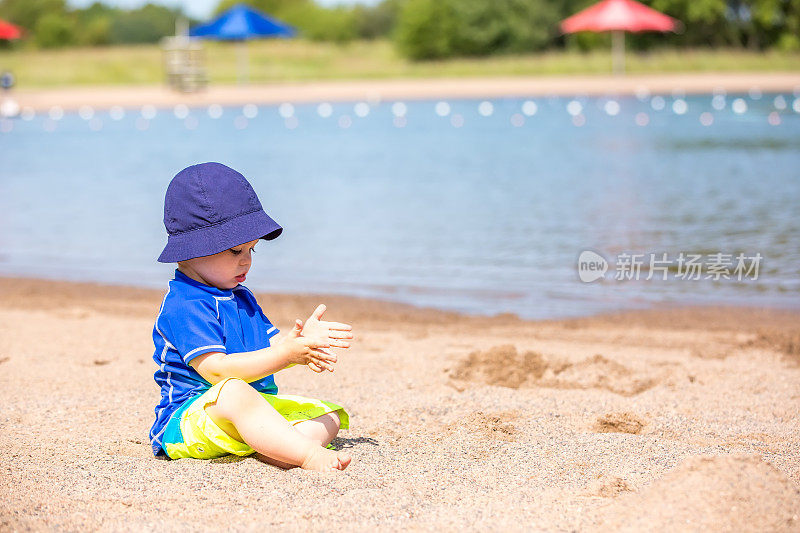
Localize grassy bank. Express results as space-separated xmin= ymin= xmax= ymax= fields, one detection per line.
xmin=1 ymin=39 xmax=799 ymax=88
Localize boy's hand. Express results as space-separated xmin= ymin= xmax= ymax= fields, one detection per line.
xmin=282 ymin=324 xmax=337 ymax=373
xmin=293 ymin=304 xmax=353 ymax=373
xmin=298 ymin=304 xmax=353 ymax=348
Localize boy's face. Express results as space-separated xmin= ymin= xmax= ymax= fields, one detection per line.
xmin=177 ymin=239 xmax=259 ymax=290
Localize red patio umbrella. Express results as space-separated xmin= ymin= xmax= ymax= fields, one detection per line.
xmin=560 ymin=0 xmax=679 ymax=74
xmin=0 ymin=18 xmax=22 ymax=40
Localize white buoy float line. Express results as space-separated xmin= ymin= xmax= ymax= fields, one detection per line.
xmin=4 ymin=90 xmax=798 ymax=135
xmin=77 ymin=94 xmax=800 ymax=126
xmin=354 ymin=102 xmax=370 ymax=118
xmin=392 ymin=101 xmax=407 ymax=127
xmin=603 ymin=100 xmax=621 ymax=116
xmin=0 ymin=99 xmax=20 ymax=118
xmin=284 ymin=116 xmax=299 ymax=130
xmin=317 ymin=102 xmax=333 ymax=118
xmin=478 ymin=101 xmax=494 ymax=117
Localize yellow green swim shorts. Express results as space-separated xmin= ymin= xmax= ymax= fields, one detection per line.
xmin=161 ymin=377 xmax=350 ymax=460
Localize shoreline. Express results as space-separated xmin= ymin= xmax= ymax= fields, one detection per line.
xmin=1 ymin=274 xmax=798 ymax=529
xmin=7 ymin=71 xmax=800 ymax=112
xmin=2 ymin=274 xmax=800 ymax=337
xmin=2 ymin=273 xmax=799 ymax=325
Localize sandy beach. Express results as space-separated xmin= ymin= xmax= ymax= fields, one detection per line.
xmin=0 ymin=276 xmax=798 ymax=531
xmin=10 ymin=71 xmax=800 ymax=111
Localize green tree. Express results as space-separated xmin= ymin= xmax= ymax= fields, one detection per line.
xmin=214 ymin=0 xmax=310 ymax=17
xmin=34 ymin=11 xmax=76 ymax=48
xmin=108 ymin=3 xmax=180 ymax=44
xmin=297 ymin=5 xmax=358 ymax=43
xmin=80 ymin=15 xmax=112 ymax=46
xmin=446 ymin=0 xmax=510 ymax=56
xmin=0 ymin=0 xmax=68 ymax=32
xmin=749 ymin=0 xmax=800 ymax=50
xmin=212 ymin=0 xmax=358 ymax=42
xmin=352 ymin=0 xmax=402 ymax=39
xmin=395 ymin=0 xmax=561 ymax=60
xmin=72 ymin=2 xmax=116 ymax=45
xmin=490 ymin=0 xmax=561 ymax=52
xmin=649 ymin=0 xmax=735 ymax=46
xmin=395 ymin=0 xmax=457 ymax=59
xmin=774 ymin=0 xmax=800 ymax=49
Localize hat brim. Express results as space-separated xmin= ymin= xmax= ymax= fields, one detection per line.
xmin=158 ymin=209 xmax=282 ymax=263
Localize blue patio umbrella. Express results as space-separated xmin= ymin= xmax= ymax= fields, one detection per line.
xmin=190 ymin=4 xmax=296 ymax=83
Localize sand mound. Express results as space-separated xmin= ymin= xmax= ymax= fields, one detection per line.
xmin=593 ymin=455 xmax=800 ymax=532
xmin=450 ymin=346 xmax=656 ymax=396
xmin=589 ymin=475 xmax=633 ymax=498
xmin=593 ymin=412 xmax=646 ymax=434
xmin=427 ymin=410 xmax=520 ymax=444
xmin=453 ymin=410 xmax=519 ymax=442
xmin=752 ymin=327 xmax=800 ymax=365
xmin=449 ymin=345 xmax=549 ymax=388
xmin=552 ymin=354 xmax=655 ymax=396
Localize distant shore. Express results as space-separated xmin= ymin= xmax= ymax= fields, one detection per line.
xmin=8 ymin=71 xmax=800 ymax=112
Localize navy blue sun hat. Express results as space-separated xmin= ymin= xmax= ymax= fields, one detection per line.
xmin=158 ymin=162 xmax=282 ymax=263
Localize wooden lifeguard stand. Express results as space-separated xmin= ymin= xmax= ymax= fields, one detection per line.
xmin=161 ymin=19 xmax=208 ymax=93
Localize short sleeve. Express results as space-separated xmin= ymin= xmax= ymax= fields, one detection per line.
xmin=233 ymin=285 xmax=280 ymax=343
xmin=260 ymin=310 xmax=279 ymax=341
xmin=157 ymin=297 xmax=227 ymax=364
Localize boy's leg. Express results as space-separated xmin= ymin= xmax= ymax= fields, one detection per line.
xmin=295 ymin=411 xmax=341 ymax=447
xmin=257 ymin=412 xmax=341 ymax=469
xmin=210 ymin=410 xmax=340 ymax=448
xmin=203 ymin=378 xmax=350 ymax=471
xmin=207 ymin=408 xmax=341 ymax=470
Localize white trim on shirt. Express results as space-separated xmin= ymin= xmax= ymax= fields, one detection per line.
xmin=184 ymin=344 xmax=227 ymax=361
xmin=212 ymin=295 xmax=234 ymax=319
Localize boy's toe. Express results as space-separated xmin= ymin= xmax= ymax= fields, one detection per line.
xmin=336 ymin=451 xmax=352 ymax=470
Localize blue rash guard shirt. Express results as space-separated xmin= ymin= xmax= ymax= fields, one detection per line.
xmin=149 ymin=269 xmax=280 ymax=457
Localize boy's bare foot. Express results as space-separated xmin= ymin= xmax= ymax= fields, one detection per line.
xmin=300 ymin=445 xmax=351 ymax=472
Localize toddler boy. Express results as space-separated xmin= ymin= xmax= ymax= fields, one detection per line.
xmin=148 ymin=162 xmax=352 ymax=471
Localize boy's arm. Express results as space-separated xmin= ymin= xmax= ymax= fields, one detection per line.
xmin=189 ymin=344 xmax=291 ymax=385
xmin=189 ymin=329 xmax=335 ymax=385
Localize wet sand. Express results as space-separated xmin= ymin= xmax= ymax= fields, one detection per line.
xmin=10 ymin=72 xmax=800 ymax=111
xmin=0 ymin=276 xmax=798 ymax=531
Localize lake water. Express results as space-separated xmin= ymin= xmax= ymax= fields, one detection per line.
xmin=1 ymin=91 xmax=799 ymax=319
